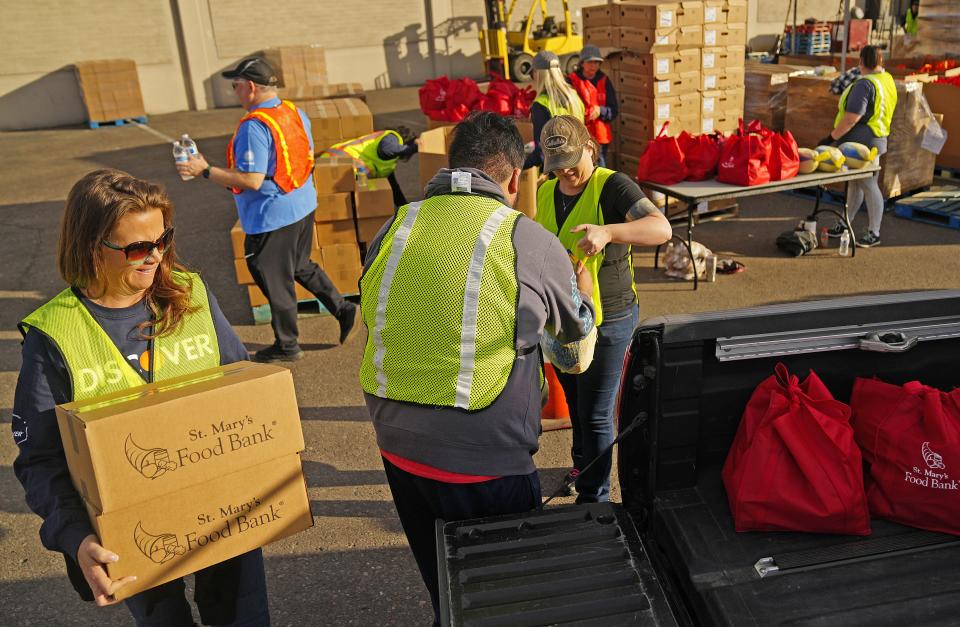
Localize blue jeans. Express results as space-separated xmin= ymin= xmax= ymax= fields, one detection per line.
xmin=556 ymin=304 xmax=639 ymax=503
xmin=124 ymin=549 xmax=269 ymax=626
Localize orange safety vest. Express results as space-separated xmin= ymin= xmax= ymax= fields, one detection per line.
xmin=226 ymin=100 xmax=314 ymax=194
xmin=568 ymin=72 xmax=612 ymax=145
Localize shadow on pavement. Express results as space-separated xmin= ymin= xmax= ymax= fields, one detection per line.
xmin=299 ymin=406 xmax=369 ymax=422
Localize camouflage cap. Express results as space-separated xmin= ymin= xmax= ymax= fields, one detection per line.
xmin=541 ymin=115 xmax=591 ymax=172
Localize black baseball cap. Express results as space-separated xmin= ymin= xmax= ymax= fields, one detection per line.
xmin=222 ymin=57 xmax=278 ymax=86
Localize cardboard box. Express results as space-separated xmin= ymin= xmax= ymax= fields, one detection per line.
xmin=585 ymin=26 xmax=619 ymax=48
xmin=700 ymin=88 xmax=743 ymax=117
xmin=702 ymin=23 xmax=746 ymax=47
xmin=234 ymin=258 xmax=253 ymax=285
xmin=619 ymin=111 xmax=699 ymax=142
xmin=419 ymin=125 xmax=456 ymax=190
xmin=90 ymin=452 xmax=312 ymax=600
xmin=923 ymin=82 xmax=960 ymax=170
xmin=230 ymin=220 xmax=245 ymax=259
xmin=620 ymin=92 xmax=700 ymax=125
xmin=357 ymin=217 xmax=390 ymax=244
xmin=618 ymin=151 xmax=644 ymax=180
xmin=703 ymin=0 xmax=724 ymax=24
xmin=248 ymin=283 xmax=316 ymax=308
xmin=262 ymin=45 xmax=327 ymax=87
xmin=619 ymin=49 xmax=700 ymax=78
xmin=700 ymin=114 xmax=739 ymax=134
xmin=583 ymin=3 xmax=616 ymax=28
xmin=701 ymin=45 xmax=745 ymax=71
xmin=514 ymin=167 xmax=539 ymax=219
xmin=320 ymin=243 xmax=363 ymax=294
xmin=701 ymin=65 xmax=744 ymax=92
xmin=314 ymin=157 xmax=356 ymax=194
xmin=315 ymin=220 xmax=357 ymax=246
xmin=277 ymin=82 xmax=364 ymax=102
xmin=354 ymin=178 xmax=394 ymax=219
xmin=619 ymin=70 xmax=700 ymax=97
xmin=314 ymin=192 xmax=353 ymax=223
xmin=74 ymin=59 xmax=146 ymax=123
xmin=724 ymin=0 xmax=748 ymax=24
xmin=619 ymin=25 xmax=703 ymax=53
xmin=55 ymin=362 xmax=305 ymax=513
xmin=300 ymin=100 xmax=342 ymax=147
xmin=323 ymin=263 xmax=362 ymax=295
xmin=617 ymin=1 xmax=704 ymax=28
xmin=334 ymin=98 xmax=374 ymax=139
xmin=744 ymin=61 xmax=813 ymax=131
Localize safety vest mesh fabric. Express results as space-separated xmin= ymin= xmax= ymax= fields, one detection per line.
xmin=19 ymin=272 xmax=220 ymax=401
xmin=226 ymin=100 xmax=314 ymax=194
xmin=534 ymin=92 xmax=585 ymax=122
xmin=322 ymin=131 xmax=402 ymax=178
xmin=835 ymin=72 xmax=898 ymax=139
xmin=358 ymin=195 xmax=521 ymax=411
xmin=535 ymin=167 xmax=617 ymax=327
xmin=905 ymin=9 xmax=918 ymax=35
xmin=568 ymin=73 xmax=612 ymax=145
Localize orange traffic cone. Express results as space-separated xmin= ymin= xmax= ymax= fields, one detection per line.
xmin=541 ymin=363 xmax=572 ymax=431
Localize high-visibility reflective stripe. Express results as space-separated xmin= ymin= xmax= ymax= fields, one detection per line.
xmin=249 ymin=111 xmax=297 ymax=187
xmin=454 ymin=205 xmax=513 ymax=409
xmin=373 ymin=201 xmax=423 ymax=396
xmin=324 ymin=147 xmax=368 ymax=173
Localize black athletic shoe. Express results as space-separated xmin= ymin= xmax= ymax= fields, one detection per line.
xmin=336 ymin=302 xmax=360 ymax=344
xmin=826 ymin=223 xmax=847 ymax=238
xmin=857 ymin=231 xmax=881 ymax=247
xmin=252 ymin=344 xmax=304 ymax=363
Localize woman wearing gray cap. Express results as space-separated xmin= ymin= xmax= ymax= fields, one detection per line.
xmin=523 ymin=51 xmax=586 ymax=170
xmin=568 ymin=45 xmax=619 ymax=168
xmin=535 ymin=115 xmax=671 ymax=503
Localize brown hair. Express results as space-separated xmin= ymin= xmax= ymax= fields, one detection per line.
xmin=58 ymin=169 xmax=196 ymax=337
xmin=860 ymin=46 xmax=883 ymax=71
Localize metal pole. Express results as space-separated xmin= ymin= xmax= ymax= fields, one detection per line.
xmin=793 ymin=0 xmax=798 ymax=55
xmin=841 ymin=0 xmax=851 ymax=74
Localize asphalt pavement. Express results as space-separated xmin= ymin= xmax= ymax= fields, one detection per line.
xmin=0 ymin=86 xmax=957 ymax=626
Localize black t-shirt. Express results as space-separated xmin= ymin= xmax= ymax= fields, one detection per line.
xmin=552 ymin=171 xmax=656 ymax=316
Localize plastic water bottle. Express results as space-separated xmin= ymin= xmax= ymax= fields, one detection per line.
xmin=838 ymin=230 xmax=851 ymax=257
xmin=355 ymin=170 xmax=368 ymax=189
xmin=173 ymin=141 xmax=192 ymax=181
xmin=180 ymin=134 xmax=199 ymax=157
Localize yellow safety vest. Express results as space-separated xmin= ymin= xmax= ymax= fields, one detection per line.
xmin=536 ymin=167 xmax=633 ymax=327
xmin=905 ymin=9 xmax=918 ymax=36
xmin=835 ymin=72 xmax=898 ymax=139
xmin=20 ymin=272 xmax=220 ymax=400
xmin=534 ymin=92 xmax=585 ymax=121
xmin=321 ymin=130 xmax=403 ymax=178
xmin=359 ymin=194 xmax=522 ymax=411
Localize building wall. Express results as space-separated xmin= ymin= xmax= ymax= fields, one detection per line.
xmin=2 ymin=0 xmax=861 ymax=130
xmin=0 ymin=0 xmax=189 ymax=130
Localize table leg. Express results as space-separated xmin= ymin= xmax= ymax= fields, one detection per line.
xmin=844 ymin=181 xmax=857 ymax=257
xmin=687 ymin=202 xmax=698 ymax=291
xmin=812 ymin=185 xmax=822 ymax=217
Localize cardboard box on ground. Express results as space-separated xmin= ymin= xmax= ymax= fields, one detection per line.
xmin=73 ymin=59 xmax=146 ymax=123
xmin=299 ymin=98 xmax=374 ymax=153
xmin=55 ymin=362 xmax=312 ymax=600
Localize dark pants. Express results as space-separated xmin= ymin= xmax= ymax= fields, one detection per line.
xmin=382 ymin=457 xmax=541 ymax=625
xmin=556 ymin=304 xmax=638 ymax=503
xmin=245 ymin=212 xmax=346 ymax=351
xmin=124 ymin=549 xmax=268 ymax=626
xmin=598 ymin=143 xmax=609 ymax=168
xmin=386 ymin=172 xmax=407 ymax=207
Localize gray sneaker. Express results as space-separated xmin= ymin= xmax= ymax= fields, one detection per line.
xmin=826 ymin=223 xmax=847 ymax=238
xmin=857 ymin=231 xmax=881 ymax=247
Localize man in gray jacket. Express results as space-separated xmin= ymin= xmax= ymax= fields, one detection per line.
xmin=358 ymin=112 xmax=596 ymax=625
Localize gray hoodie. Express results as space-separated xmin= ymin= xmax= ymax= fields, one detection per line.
xmin=361 ymin=168 xmax=595 ymax=476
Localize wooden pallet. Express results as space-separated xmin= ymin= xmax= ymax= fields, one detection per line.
xmin=893 ymin=186 xmax=960 ymax=230
xmin=667 ymin=201 xmax=740 ymax=225
xmin=251 ymin=294 xmax=359 ymax=325
xmin=88 ymin=115 xmax=148 ymax=129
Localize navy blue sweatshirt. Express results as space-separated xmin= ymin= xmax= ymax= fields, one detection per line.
xmin=11 ymin=281 xmax=248 ymax=595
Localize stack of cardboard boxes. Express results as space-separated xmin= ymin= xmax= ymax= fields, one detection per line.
xmin=73 ymin=59 xmax=146 ymax=125
xmin=584 ymin=0 xmax=747 ymax=177
xmin=233 ymin=156 xmax=394 ymax=316
xmin=55 ymin=362 xmax=312 ymax=600
xmin=261 ymin=45 xmax=366 ymax=105
xmin=298 ymin=97 xmax=374 ymax=154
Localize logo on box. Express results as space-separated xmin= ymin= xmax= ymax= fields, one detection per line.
xmin=125 ymin=435 xmax=177 ymax=479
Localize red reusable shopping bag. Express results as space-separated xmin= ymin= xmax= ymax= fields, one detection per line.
xmin=722 ymin=363 xmax=871 ymax=535
xmin=768 ymin=129 xmax=800 ymax=181
xmin=418 ymin=77 xmax=482 ymax=122
xmin=850 ymin=378 xmax=960 ymax=535
xmin=716 ymin=119 xmax=772 ymax=186
xmin=679 ymin=131 xmax=723 ymax=181
xmin=636 ymin=122 xmax=687 ymax=185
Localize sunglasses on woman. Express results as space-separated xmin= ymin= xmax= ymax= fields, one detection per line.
xmin=101 ymin=227 xmax=174 ymax=265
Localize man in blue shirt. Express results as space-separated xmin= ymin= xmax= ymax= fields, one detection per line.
xmin=178 ymin=57 xmax=359 ymax=361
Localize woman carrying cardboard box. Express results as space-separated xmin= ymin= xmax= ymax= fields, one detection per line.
xmin=12 ymin=170 xmax=270 ymax=624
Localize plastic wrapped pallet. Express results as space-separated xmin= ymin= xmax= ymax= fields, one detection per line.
xmin=913 ymin=1 xmax=960 ymax=57
xmin=744 ymin=62 xmax=813 ymax=131
xmin=784 ymin=74 xmax=837 ymax=150
xmin=877 ymin=82 xmax=941 ymax=199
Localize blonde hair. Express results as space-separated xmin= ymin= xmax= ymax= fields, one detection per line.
xmin=533 ymin=66 xmax=585 ymax=121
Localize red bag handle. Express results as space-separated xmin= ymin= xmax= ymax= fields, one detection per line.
xmin=773 ymin=362 xmax=800 ymax=392
xmin=656 ymin=121 xmax=670 ymax=139
xmin=737 ymin=118 xmax=746 ymax=136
